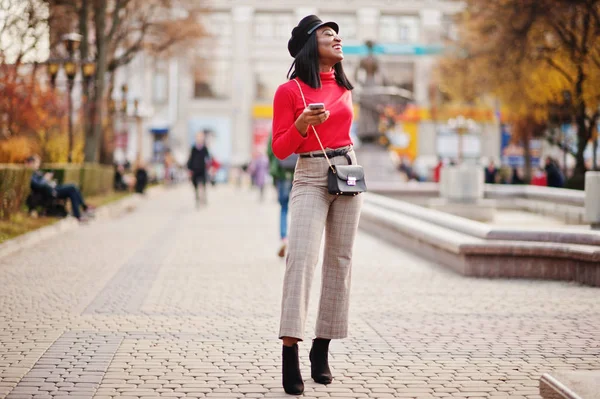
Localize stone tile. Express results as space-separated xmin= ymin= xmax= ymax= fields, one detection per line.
xmin=0 ymin=185 xmax=598 ymax=399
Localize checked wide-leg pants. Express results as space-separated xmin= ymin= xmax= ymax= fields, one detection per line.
xmin=279 ymin=146 xmax=363 ymax=341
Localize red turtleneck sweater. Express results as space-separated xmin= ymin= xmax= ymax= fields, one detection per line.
xmin=271 ymin=71 xmax=353 ymax=160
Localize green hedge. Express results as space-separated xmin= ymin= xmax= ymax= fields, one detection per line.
xmin=41 ymin=163 xmax=82 ymax=186
xmin=41 ymin=163 xmax=113 ymax=197
xmin=0 ymin=164 xmax=33 ymax=220
xmin=0 ymin=163 xmax=114 ymax=219
xmin=80 ymin=163 xmax=113 ymax=197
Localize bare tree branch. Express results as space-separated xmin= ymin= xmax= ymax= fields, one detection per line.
xmin=544 ymin=56 xmax=575 ymax=83
xmin=545 ymin=132 xmax=578 ymax=157
xmin=107 ymin=0 xmax=129 ymax=42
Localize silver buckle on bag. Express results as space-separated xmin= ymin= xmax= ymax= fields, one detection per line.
xmin=347 ymin=176 xmax=357 ymax=186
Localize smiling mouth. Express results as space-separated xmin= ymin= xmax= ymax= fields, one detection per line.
xmin=333 ymin=45 xmax=343 ymax=51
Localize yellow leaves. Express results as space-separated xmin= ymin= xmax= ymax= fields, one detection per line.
xmin=436 ymin=0 xmax=600 ymax=125
xmin=0 ymin=136 xmax=39 ymax=163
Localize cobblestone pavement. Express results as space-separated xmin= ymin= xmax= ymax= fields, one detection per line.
xmin=0 ymin=184 xmax=598 ymax=399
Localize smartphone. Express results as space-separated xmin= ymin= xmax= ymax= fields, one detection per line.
xmin=308 ymin=103 xmax=325 ymax=110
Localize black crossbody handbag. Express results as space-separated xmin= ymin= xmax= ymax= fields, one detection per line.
xmin=293 ymin=79 xmax=367 ymax=196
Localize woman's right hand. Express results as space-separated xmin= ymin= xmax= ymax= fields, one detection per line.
xmin=294 ymin=107 xmax=330 ymax=137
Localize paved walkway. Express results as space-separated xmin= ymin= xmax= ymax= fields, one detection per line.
xmin=0 ymin=184 xmax=598 ymax=399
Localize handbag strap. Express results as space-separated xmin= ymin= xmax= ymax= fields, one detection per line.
xmin=293 ymin=79 xmax=335 ymax=173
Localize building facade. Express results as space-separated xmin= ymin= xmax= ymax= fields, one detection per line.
xmin=115 ymin=0 xmax=500 ymax=178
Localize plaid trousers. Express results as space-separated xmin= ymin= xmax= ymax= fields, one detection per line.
xmin=279 ymin=146 xmax=363 ymax=341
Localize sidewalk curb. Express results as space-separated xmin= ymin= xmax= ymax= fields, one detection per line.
xmin=0 ymin=185 xmax=165 ymax=261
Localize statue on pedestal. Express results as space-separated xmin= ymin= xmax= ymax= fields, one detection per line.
xmin=352 ymin=40 xmax=413 ymax=182
xmin=354 ymin=40 xmax=386 ymax=143
xmin=354 ymin=40 xmax=411 ymax=144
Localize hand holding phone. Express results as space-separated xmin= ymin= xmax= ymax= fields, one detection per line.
xmin=295 ymin=102 xmax=329 ymax=136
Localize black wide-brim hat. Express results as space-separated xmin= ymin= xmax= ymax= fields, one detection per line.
xmin=288 ymin=15 xmax=338 ymax=58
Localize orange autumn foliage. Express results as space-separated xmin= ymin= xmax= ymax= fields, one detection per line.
xmin=0 ymin=66 xmax=68 ymax=163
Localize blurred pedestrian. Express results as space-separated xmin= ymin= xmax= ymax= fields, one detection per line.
xmin=208 ymin=157 xmax=221 ymax=186
xmin=267 ymin=135 xmax=296 ymax=258
xmin=433 ymin=157 xmax=443 ymax=182
xmin=545 ymin=156 xmax=565 ymax=188
xmin=484 ymin=160 xmax=498 ymax=184
xmin=498 ymin=164 xmax=512 ymax=184
xmin=134 ymin=159 xmax=149 ymax=194
xmin=398 ymin=157 xmax=414 ymax=181
xmin=272 ymin=15 xmax=362 ymax=395
xmin=248 ymin=152 xmax=269 ymax=202
xmin=26 ymin=155 xmax=95 ymax=222
xmin=114 ymin=163 xmax=128 ymax=191
xmin=531 ymin=167 xmax=547 ymax=186
xmin=511 ymin=167 xmax=525 ymax=184
xmin=163 ymin=150 xmax=176 ymax=185
xmin=187 ymin=131 xmax=211 ymax=206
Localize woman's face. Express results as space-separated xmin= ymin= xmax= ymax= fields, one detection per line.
xmin=316 ymin=26 xmax=343 ymax=65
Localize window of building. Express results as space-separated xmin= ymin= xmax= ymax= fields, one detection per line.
xmin=442 ymin=15 xmax=459 ymax=41
xmin=379 ymin=15 xmax=419 ymax=43
xmin=152 ymin=60 xmax=168 ymax=104
xmin=319 ymin=14 xmax=358 ymax=41
xmin=202 ymin=12 xmax=232 ymax=38
xmin=254 ymin=64 xmax=288 ymax=101
xmin=274 ymin=14 xmax=293 ymax=39
xmin=254 ymin=13 xmax=274 ymax=39
xmin=193 ymin=58 xmax=230 ymax=99
xmin=254 ymin=13 xmax=293 ymax=40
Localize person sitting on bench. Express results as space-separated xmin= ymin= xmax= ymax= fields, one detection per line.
xmin=26 ymin=155 xmax=95 ymax=222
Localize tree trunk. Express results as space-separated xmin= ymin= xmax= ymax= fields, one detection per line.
xmin=593 ymin=138 xmax=598 ymax=171
xmin=574 ymin=112 xmax=588 ymax=178
xmin=79 ymin=0 xmax=92 ymax=152
xmin=84 ymin=1 xmax=107 ymax=163
xmin=522 ymin=127 xmax=532 ymax=183
xmin=572 ymin=65 xmax=588 ymax=180
xmin=99 ymin=72 xmax=116 ymax=164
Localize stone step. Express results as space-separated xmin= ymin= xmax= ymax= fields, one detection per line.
xmin=540 ymin=371 xmax=600 ymax=399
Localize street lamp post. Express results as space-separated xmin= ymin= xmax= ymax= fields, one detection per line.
xmin=47 ymin=59 xmax=60 ymax=89
xmin=64 ymin=59 xmax=77 ymax=163
xmin=120 ymin=84 xmax=128 ymax=160
xmin=61 ymin=33 xmax=81 ymax=163
xmin=82 ymin=60 xmax=95 ymax=86
xmin=81 ymin=58 xmax=95 ymax=159
xmin=447 ymin=115 xmax=477 ymax=163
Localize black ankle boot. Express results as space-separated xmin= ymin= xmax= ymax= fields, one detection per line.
xmin=282 ymin=344 xmax=304 ymax=395
xmin=310 ymin=338 xmax=333 ymax=384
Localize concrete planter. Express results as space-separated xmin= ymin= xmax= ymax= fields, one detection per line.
xmin=440 ymin=165 xmax=484 ymax=202
xmin=434 ymin=165 xmax=494 ymax=221
xmin=585 ymin=171 xmax=600 ymax=229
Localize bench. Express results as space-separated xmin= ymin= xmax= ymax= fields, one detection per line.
xmin=26 ymin=191 xmax=68 ymax=218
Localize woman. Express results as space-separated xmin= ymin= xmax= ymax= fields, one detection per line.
xmin=272 ymin=15 xmax=362 ymax=395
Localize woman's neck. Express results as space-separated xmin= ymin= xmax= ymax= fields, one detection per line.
xmin=319 ymin=64 xmax=334 ymax=73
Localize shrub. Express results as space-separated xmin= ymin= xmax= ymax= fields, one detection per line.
xmin=41 ymin=163 xmax=82 ymax=186
xmin=0 ymin=164 xmax=33 ymax=220
xmin=80 ymin=163 xmax=113 ymax=197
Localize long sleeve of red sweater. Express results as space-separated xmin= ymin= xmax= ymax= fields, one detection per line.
xmin=271 ymin=72 xmax=353 ymax=160
xmin=271 ymin=84 xmax=308 ymax=160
